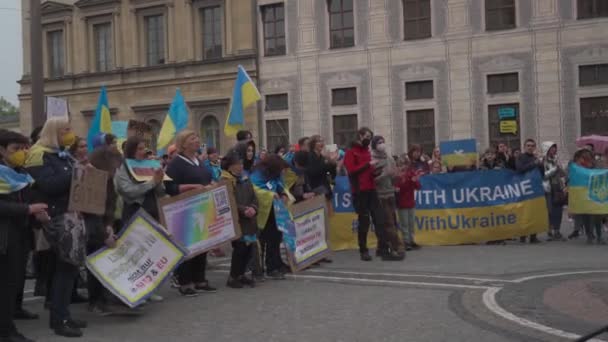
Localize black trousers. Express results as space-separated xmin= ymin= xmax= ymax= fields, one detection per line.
xmin=260 ymin=209 xmax=283 ymax=273
xmin=50 ymin=259 xmax=79 ymax=326
xmin=14 ymin=244 xmax=30 ymax=310
xmin=177 ymin=253 xmax=207 ymax=285
xmin=0 ymin=234 xmax=25 ymax=337
xmin=87 ymin=243 xmax=106 ymax=306
xmin=230 ymin=240 xmax=253 ymax=279
xmin=353 ymin=190 xmax=387 ymax=254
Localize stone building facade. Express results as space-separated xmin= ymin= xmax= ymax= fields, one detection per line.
xmin=257 ymin=0 xmax=608 ymax=157
xmin=19 ymin=0 xmax=258 ymax=153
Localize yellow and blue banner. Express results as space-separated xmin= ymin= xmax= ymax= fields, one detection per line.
xmin=224 ymin=65 xmax=261 ymax=137
xmin=0 ymin=164 xmax=34 ymax=195
xmin=568 ymin=163 xmax=608 ymax=215
xmin=87 ymin=86 xmax=113 ymax=152
xmin=440 ymin=139 xmax=478 ymax=169
xmin=157 ymin=89 xmax=189 ymax=156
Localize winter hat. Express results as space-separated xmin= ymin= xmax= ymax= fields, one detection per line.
xmin=371 ymin=135 xmax=385 ymax=150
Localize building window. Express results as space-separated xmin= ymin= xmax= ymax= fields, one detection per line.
xmin=487 ymin=72 xmax=519 ymax=94
xmin=333 ymin=114 xmax=357 ymax=149
xmin=47 ymin=30 xmax=64 ymax=78
xmin=200 ymin=116 xmax=221 ymax=150
xmin=202 ymin=6 xmax=222 ymax=59
xmin=261 ymin=4 xmax=286 ymax=57
xmin=578 ymin=0 xmax=608 ymax=19
xmin=332 ymin=87 xmax=357 ymax=106
xmin=266 ymin=119 xmax=289 ymax=151
xmin=405 ymin=80 xmax=434 ymax=100
xmin=488 ymin=103 xmax=521 ymax=151
xmin=485 ymin=0 xmax=516 ymax=31
xmin=94 ymin=23 xmax=112 ymax=72
xmin=265 ymin=94 xmax=288 ymax=111
xmin=580 ymin=96 xmax=608 ymax=136
xmin=403 ymin=0 xmax=431 ymax=40
xmin=406 ymin=109 xmax=435 ymax=154
xmin=145 ymin=15 xmax=165 ymax=66
xmin=579 ymin=64 xmax=608 ymax=87
xmin=328 ymin=0 xmax=355 ymax=49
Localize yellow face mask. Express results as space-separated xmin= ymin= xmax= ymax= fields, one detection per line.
xmin=61 ymin=132 xmax=76 ymax=148
xmin=6 ymin=150 xmax=26 ymax=168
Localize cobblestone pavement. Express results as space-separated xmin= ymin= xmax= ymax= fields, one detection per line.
xmin=17 ymin=236 xmax=608 ymax=342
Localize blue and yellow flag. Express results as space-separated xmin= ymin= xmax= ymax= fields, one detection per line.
xmin=440 ymin=139 xmax=478 ymax=169
xmin=158 ymin=89 xmax=189 ymax=155
xmin=0 ymin=164 xmax=34 ymax=195
xmin=568 ymin=163 xmax=608 ymax=215
xmin=87 ymin=86 xmax=113 ymax=152
xmin=224 ymin=65 xmax=261 ymax=137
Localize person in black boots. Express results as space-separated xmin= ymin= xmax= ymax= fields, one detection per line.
xmin=516 ymin=139 xmax=543 ymax=244
xmin=165 ymin=130 xmax=217 ymax=297
xmin=0 ymin=129 xmax=46 ymax=342
xmin=25 ymin=118 xmax=87 ymax=338
xmin=343 ymin=127 xmax=387 ymax=261
xmin=220 ymin=152 xmax=259 ymax=288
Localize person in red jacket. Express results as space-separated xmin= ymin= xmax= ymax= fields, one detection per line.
xmin=396 ymin=158 xmax=422 ymax=251
xmin=343 ymin=127 xmax=387 ymax=261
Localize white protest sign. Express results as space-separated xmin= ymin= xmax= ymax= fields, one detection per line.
xmin=46 ymin=96 xmax=69 ymax=119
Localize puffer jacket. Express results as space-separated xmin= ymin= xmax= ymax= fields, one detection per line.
xmin=220 ymin=170 xmax=259 ymax=236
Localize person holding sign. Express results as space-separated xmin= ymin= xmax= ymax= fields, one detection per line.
xmin=25 ymin=118 xmax=88 ymax=338
xmin=165 ymin=130 xmax=217 ymax=297
xmin=220 ymin=152 xmax=259 ymax=288
xmin=0 ymin=130 xmax=49 ymax=342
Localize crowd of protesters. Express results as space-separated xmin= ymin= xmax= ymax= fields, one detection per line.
xmin=0 ymin=117 xmax=607 ymax=341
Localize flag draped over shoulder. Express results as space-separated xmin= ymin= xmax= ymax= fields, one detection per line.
xmin=158 ymin=89 xmax=189 ymax=156
xmin=0 ymin=165 xmax=34 ymax=195
xmin=87 ymin=86 xmax=113 ymax=152
xmin=250 ymin=170 xmax=284 ymax=229
xmin=224 ymin=65 xmax=261 ymax=137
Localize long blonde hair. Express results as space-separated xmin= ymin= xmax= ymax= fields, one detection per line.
xmin=174 ymin=129 xmax=198 ymax=153
xmin=37 ymin=117 xmax=71 ymax=149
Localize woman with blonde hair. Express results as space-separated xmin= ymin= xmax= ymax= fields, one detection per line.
xmin=165 ymin=130 xmax=217 ymax=297
xmin=25 ymin=117 xmax=88 ymax=338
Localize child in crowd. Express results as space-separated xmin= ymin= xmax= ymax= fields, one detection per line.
xmin=396 ymin=157 xmax=421 ymax=251
xmin=430 ymin=160 xmax=444 ymax=174
xmin=220 ymin=152 xmax=259 ymax=288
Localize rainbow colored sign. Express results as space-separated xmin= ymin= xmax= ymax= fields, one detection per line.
xmin=159 ymin=184 xmax=241 ymax=258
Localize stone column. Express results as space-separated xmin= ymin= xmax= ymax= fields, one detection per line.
xmin=297 ymin=0 xmax=320 ymax=138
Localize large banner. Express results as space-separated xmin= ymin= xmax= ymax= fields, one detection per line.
xmin=274 ymin=196 xmax=331 ymax=271
xmin=568 ymin=163 xmax=608 ymax=215
xmin=159 ymin=183 xmax=242 ymax=258
xmin=86 ymin=210 xmax=187 ymax=308
xmin=331 ymin=170 xmax=547 ymax=247
xmin=330 ymin=176 xmax=377 ymax=251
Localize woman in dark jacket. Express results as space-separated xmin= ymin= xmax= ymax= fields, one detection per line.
xmin=220 ymin=152 xmax=259 ymax=288
xmin=25 ymin=117 xmax=87 ymax=338
xmin=165 ymin=130 xmax=217 ymax=297
xmin=306 ymin=135 xmax=337 ymax=202
xmin=0 ymin=129 xmax=48 ymax=342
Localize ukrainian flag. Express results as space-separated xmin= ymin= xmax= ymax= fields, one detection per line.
xmin=157 ymin=89 xmax=189 ymax=155
xmin=568 ymin=163 xmax=608 ymax=215
xmin=440 ymin=139 xmax=478 ymax=169
xmin=87 ymin=86 xmax=113 ymax=152
xmin=224 ymin=65 xmax=261 ymax=137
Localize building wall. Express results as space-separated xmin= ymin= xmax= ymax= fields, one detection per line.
xmin=19 ymin=0 xmax=258 ymax=153
xmin=258 ymin=0 xmax=608 ymax=157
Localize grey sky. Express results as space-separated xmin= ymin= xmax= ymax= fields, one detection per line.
xmin=0 ymin=0 xmax=22 ymax=106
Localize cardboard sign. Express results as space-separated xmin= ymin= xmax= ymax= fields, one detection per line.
xmin=158 ymin=182 xmax=242 ymax=258
xmin=127 ymin=120 xmax=155 ymax=152
xmin=125 ymin=159 xmax=172 ymax=182
xmin=46 ymin=96 xmax=69 ymax=119
xmin=86 ymin=210 xmax=187 ymax=308
xmin=275 ymin=196 xmax=331 ymax=272
xmin=68 ymin=166 xmax=108 ymax=215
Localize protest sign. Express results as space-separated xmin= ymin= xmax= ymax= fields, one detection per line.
xmin=86 ymin=210 xmax=187 ymax=308
xmin=159 ymin=182 xmax=241 ymax=258
xmin=125 ymin=159 xmax=171 ymax=182
xmin=568 ymin=163 xmax=608 ymax=215
xmin=440 ymin=139 xmax=478 ymax=169
xmin=500 ymin=120 xmax=518 ymax=135
xmin=128 ymin=120 xmax=155 ymax=152
xmin=68 ymin=166 xmax=108 ymax=215
xmin=46 ymin=96 xmax=69 ymax=119
xmin=289 ymin=196 xmax=332 ymax=271
xmin=414 ymin=169 xmax=547 ymax=245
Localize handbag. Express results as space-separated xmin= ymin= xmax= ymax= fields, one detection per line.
xmin=44 ymin=212 xmax=87 ymax=266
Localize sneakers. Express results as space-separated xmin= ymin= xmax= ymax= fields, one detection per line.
xmin=360 ymin=252 xmax=372 ymax=261
xmin=195 ymin=282 xmax=217 ymax=293
xmin=52 ymin=320 xmax=83 ymax=338
xmin=178 ymin=288 xmax=198 ymax=297
xmin=226 ymin=277 xmax=244 ymax=289
xmin=170 ymin=275 xmax=180 ymax=288
xmin=267 ymin=270 xmax=286 ymax=280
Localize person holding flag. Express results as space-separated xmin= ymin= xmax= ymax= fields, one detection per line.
xmin=87 ymin=86 xmax=112 ymax=152
xmin=157 ymin=89 xmax=189 ymax=156
xmin=224 ymin=66 xmax=261 ymax=137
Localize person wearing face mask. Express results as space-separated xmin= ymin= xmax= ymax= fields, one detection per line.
xmin=371 ymin=136 xmax=405 ymax=261
xmin=0 ymin=129 xmax=49 ymax=342
xmin=343 ymin=127 xmax=387 ymax=261
xmin=25 ymin=118 xmax=88 ymax=338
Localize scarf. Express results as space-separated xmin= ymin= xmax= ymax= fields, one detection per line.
xmin=0 ymin=164 xmax=34 ymax=194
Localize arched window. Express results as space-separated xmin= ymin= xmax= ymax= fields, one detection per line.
xmin=200 ymin=115 xmax=220 ymax=151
